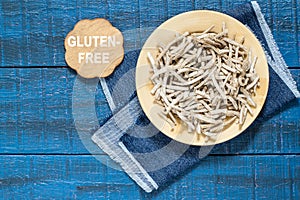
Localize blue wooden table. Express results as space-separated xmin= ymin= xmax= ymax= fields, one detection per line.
xmin=0 ymin=0 xmax=299 ymax=199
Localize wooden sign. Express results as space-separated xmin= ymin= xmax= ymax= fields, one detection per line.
xmin=65 ymin=18 xmax=124 ymax=78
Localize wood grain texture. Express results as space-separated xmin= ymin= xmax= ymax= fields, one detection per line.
xmin=0 ymin=68 xmax=299 ymax=154
xmin=0 ymin=155 xmax=298 ymax=199
xmin=0 ymin=0 xmax=299 ymax=67
xmin=0 ymin=0 xmax=299 ymax=198
xmin=64 ymin=18 xmax=125 ymax=78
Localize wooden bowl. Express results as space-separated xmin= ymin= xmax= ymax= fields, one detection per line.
xmin=136 ymin=10 xmax=269 ymax=146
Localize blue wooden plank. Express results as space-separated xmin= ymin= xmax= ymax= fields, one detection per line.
xmin=0 ymin=0 xmax=138 ymax=66
xmin=0 ymin=68 xmax=299 ymax=154
xmin=112 ymin=0 xmax=141 ymax=53
xmin=194 ymin=0 xmax=222 ymax=10
xmin=138 ymin=0 xmax=167 ymax=28
xmin=254 ymin=156 xmax=299 ymax=199
xmin=289 ymin=157 xmax=300 ymax=199
xmin=138 ymin=0 xmax=168 ymax=48
xmin=297 ymin=0 xmax=300 ymax=66
xmin=268 ymin=0 xmax=299 ymax=67
xmin=0 ymin=155 xmax=298 ymax=199
xmin=0 ymin=68 xmax=111 ymax=154
xmin=0 ymin=1 xmax=298 ymax=199
xmin=76 ymin=0 xmax=109 ymax=20
xmin=0 ymin=0 xmax=26 ymax=66
xmin=0 ymin=1 xmax=298 ymax=67
xmin=0 ymin=155 xmax=139 ymax=199
xmin=166 ymin=0 xmax=194 ymax=17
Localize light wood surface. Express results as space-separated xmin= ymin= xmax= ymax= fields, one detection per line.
xmin=64 ymin=18 xmax=124 ymax=78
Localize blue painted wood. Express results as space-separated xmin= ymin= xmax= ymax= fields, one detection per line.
xmin=0 ymin=155 xmax=298 ymax=199
xmin=0 ymin=0 xmax=299 ymax=67
xmin=0 ymin=0 xmax=299 ymax=198
xmin=0 ymin=69 xmax=299 ymax=155
xmin=167 ymin=0 xmax=194 ymax=17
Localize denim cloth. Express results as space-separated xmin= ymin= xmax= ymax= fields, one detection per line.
xmin=92 ymin=1 xmax=299 ymax=192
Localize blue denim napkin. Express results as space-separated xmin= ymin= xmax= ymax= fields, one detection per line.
xmin=92 ymin=1 xmax=300 ymax=192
